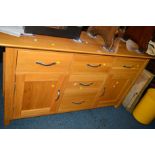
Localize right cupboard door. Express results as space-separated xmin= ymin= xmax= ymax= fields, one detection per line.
xmin=95 ymin=70 xmax=136 ymax=107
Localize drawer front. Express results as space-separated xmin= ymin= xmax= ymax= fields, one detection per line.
xmin=58 ymin=93 xmax=96 ymax=112
xmin=71 ymin=54 xmax=113 ymax=74
xmin=65 ymin=74 xmax=106 ymax=92
xmin=112 ymin=57 xmax=146 ymax=70
xmin=16 ymin=50 xmax=73 ymax=73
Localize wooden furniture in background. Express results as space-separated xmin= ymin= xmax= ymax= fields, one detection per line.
xmin=123 ymin=26 xmax=155 ymax=52
xmin=87 ymin=26 xmax=123 ymax=52
xmin=0 ymin=31 xmax=153 ymax=125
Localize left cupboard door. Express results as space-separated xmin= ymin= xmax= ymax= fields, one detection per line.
xmin=13 ymin=73 xmax=65 ymax=119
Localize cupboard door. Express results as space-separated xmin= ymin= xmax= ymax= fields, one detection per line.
xmin=96 ymin=70 xmax=135 ymax=107
xmin=13 ymin=73 xmax=64 ymax=119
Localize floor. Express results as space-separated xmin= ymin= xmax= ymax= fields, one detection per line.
xmin=0 ymin=60 xmax=155 ymax=129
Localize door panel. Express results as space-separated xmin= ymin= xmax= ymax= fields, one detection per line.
xmin=96 ymin=70 xmax=135 ymax=107
xmin=13 ymin=73 xmax=64 ymax=119
xmin=22 ymin=81 xmax=57 ymax=110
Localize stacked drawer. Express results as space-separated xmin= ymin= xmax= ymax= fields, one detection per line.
xmin=16 ymin=49 xmax=73 ymax=73
xmin=58 ymin=54 xmax=113 ymax=112
xmin=112 ymin=57 xmax=146 ymax=71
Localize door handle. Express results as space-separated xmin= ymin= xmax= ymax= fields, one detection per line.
xmin=55 ymin=89 xmax=60 ymax=101
xmin=100 ymin=87 xmax=106 ymax=97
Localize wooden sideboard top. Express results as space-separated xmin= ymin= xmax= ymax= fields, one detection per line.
xmin=0 ymin=31 xmax=154 ymax=59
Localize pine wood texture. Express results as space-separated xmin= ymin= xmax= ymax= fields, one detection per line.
xmin=4 ymin=48 xmax=17 ymax=125
xmin=0 ymin=32 xmax=154 ymax=59
xmin=114 ymin=59 xmax=149 ymax=108
xmin=96 ymin=70 xmax=134 ymax=106
xmin=58 ymin=93 xmax=96 ymax=112
xmin=65 ymin=74 xmax=106 ymax=91
xmin=4 ymin=49 xmax=150 ymax=123
xmin=71 ymin=54 xmax=113 ymax=74
xmin=58 ymin=74 xmax=106 ymax=112
xmin=16 ymin=49 xmax=73 ymax=73
xmin=1 ymin=31 xmax=153 ymax=125
xmin=3 ymin=52 xmax=5 ymax=96
xmin=13 ymin=73 xmax=65 ymax=119
xmin=112 ymin=57 xmax=147 ymax=70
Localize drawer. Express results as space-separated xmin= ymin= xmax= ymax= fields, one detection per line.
xmin=112 ymin=57 xmax=146 ymax=70
xmin=58 ymin=93 xmax=96 ymax=112
xmin=65 ymin=74 xmax=106 ymax=92
xmin=71 ymin=54 xmax=113 ymax=74
xmin=16 ymin=50 xmax=73 ymax=73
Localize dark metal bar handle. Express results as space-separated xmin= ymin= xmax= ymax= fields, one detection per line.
xmin=79 ymin=82 xmax=93 ymax=86
xmin=100 ymin=87 xmax=106 ymax=97
xmin=72 ymin=101 xmax=85 ymax=105
xmin=36 ymin=61 xmax=57 ymax=66
xmin=87 ymin=64 xmax=101 ymax=68
xmin=55 ymin=89 xmax=60 ymax=101
xmin=123 ymin=65 xmax=134 ymax=68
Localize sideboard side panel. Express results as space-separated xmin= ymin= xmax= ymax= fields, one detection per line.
xmin=4 ymin=48 xmax=17 ymax=125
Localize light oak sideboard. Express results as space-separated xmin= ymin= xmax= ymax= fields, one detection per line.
xmin=0 ymin=32 xmax=153 ymax=125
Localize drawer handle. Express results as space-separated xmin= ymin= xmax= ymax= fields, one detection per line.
xmin=72 ymin=101 xmax=85 ymax=105
xmin=79 ymin=82 xmax=93 ymax=86
xmin=87 ymin=64 xmax=101 ymax=68
xmin=100 ymin=87 xmax=106 ymax=97
xmin=123 ymin=65 xmax=134 ymax=68
xmin=36 ymin=61 xmax=57 ymax=66
xmin=55 ymin=89 xmax=60 ymax=101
